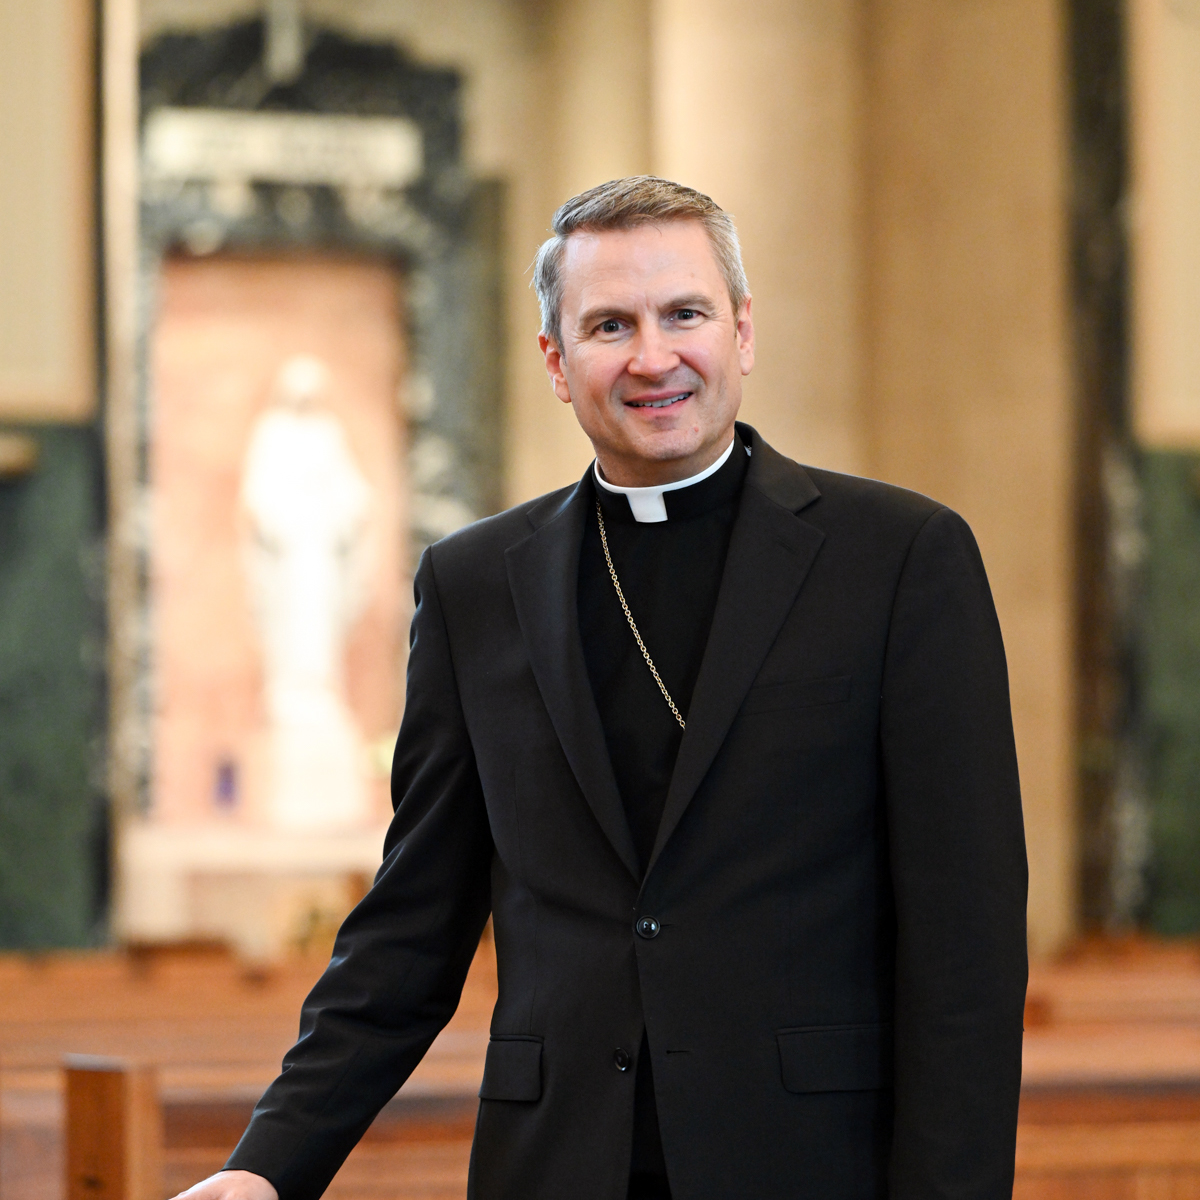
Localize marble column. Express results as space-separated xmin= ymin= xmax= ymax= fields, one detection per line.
xmin=651 ymin=0 xmax=868 ymax=476
xmin=865 ymin=0 xmax=1075 ymax=953
xmin=505 ymin=0 xmax=656 ymax=505
xmin=1128 ymin=0 xmax=1200 ymax=934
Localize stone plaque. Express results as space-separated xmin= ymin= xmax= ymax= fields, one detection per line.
xmin=143 ymin=107 xmax=423 ymax=188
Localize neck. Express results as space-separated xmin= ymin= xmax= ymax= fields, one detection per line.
xmin=594 ymin=434 xmax=736 ymax=488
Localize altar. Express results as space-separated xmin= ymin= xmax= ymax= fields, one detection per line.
xmin=116 ymin=820 xmax=390 ymax=958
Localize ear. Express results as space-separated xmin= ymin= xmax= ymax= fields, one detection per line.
xmin=736 ymin=295 xmax=755 ymax=376
xmin=538 ymin=332 xmax=574 ymax=404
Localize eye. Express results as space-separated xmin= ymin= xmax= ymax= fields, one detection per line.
xmin=676 ymin=308 xmax=699 ymax=321
xmin=600 ymin=319 xmax=622 ymax=334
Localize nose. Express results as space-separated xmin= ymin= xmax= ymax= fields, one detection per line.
xmin=628 ymin=323 xmax=680 ymax=378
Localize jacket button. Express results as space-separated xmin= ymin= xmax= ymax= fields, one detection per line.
xmin=613 ymin=1048 xmax=631 ymax=1072
xmin=635 ymin=915 xmax=660 ymax=939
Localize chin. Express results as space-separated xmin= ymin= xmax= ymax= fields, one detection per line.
xmin=635 ymin=429 xmax=705 ymax=461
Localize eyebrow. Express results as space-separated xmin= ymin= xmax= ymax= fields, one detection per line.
xmin=576 ymin=294 xmax=716 ymax=330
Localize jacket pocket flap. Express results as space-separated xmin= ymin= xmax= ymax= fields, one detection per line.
xmin=743 ymin=674 xmax=852 ymax=715
xmin=777 ymin=1023 xmax=892 ymax=1093
xmin=479 ymin=1036 xmax=542 ymax=1102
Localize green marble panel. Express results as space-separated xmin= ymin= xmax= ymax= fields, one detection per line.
xmin=0 ymin=425 xmax=107 ymax=948
xmin=1141 ymin=450 xmax=1200 ymax=934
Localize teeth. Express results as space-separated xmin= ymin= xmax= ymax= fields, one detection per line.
xmin=633 ymin=393 xmax=688 ymax=408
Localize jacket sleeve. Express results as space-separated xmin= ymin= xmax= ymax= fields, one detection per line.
xmin=225 ymin=547 xmax=494 ymax=1200
xmin=881 ymin=507 xmax=1028 ymax=1199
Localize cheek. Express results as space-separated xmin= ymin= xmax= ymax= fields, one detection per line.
xmin=684 ymin=327 xmax=735 ymax=373
xmin=684 ymin=344 xmax=732 ymax=394
xmin=566 ymin=354 xmax=622 ymax=411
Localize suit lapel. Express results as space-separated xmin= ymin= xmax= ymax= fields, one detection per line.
xmin=645 ymin=432 xmax=825 ymax=876
xmin=505 ymin=480 xmax=642 ymax=882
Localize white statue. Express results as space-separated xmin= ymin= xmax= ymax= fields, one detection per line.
xmin=241 ymin=355 xmax=374 ymax=831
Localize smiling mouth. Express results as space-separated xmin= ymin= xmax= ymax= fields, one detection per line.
xmin=627 ymin=392 xmax=692 ymax=409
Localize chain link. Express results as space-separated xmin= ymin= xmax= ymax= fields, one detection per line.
xmin=595 ymin=502 xmax=687 ymax=731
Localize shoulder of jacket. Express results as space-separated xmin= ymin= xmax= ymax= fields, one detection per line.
xmin=424 ymin=483 xmax=576 ymax=572
xmin=741 ymin=423 xmax=950 ymax=533
xmin=799 ymin=465 xmax=950 ymax=528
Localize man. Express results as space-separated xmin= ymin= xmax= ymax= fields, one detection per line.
xmin=181 ymin=177 xmax=1028 ymax=1200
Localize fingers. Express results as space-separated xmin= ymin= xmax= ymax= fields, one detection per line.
xmin=170 ymin=1170 xmax=278 ymax=1200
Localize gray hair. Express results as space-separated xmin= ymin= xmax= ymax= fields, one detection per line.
xmin=532 ymin=176 xmax=749 ymax=351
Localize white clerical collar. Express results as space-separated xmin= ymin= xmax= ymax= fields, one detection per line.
xmin=593 ymin=438 xmax=737 ymax=523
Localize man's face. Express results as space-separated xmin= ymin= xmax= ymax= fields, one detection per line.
xmin=539 ymin=220 xmax=754 ymax=487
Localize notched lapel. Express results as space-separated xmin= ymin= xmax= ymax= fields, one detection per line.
xmin=646 ymin=457 xmax=825 ymax=875
xmin=505 ymin=484 xmax=641 ymax=882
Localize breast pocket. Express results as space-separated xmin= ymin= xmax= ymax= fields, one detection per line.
xmin=478 ymin=1035 xmax=543 ymax=1102
xmin=742 ymin=673 xmax=852 ymax=715
xmin=776 ymin=1022 xmax=893 ymax=1093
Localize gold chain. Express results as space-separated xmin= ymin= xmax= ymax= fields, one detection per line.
xmin=595 ymin=501 xmax=686 ymax=731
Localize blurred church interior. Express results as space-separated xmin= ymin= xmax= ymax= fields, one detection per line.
xmin=1 ymin=0 xmax=1200 ymax=1195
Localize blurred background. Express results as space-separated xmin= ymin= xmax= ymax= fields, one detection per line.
xmin=1 ymin=0 xmax=1199 ymax=1197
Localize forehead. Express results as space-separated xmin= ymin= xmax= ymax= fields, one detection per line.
xmin=558 ymin=221 xmax=724 ymax=309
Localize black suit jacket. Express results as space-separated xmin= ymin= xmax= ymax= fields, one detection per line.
xmin=227 ymin=424 xmax=1028 ymax=1200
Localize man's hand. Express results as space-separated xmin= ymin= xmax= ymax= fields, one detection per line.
xmin=171 ymin=1170 xmax=279 ymax=1200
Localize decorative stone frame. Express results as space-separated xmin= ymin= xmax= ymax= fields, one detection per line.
xmin=116 ymin=21 xmax=504 ymax=814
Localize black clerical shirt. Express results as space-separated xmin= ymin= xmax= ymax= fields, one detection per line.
xmin=577 ymin=433 xmax=750 ymax=1193
xmin=579 ymin=434 xmax=749 ymax=870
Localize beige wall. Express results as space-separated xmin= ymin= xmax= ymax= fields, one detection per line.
xmin=1129 ymin=0 xmax=1200 ymax=449
xmin=865 ymin=0 xmax=1074 ymax=954
xmin=0 ymin=0 xmax=95 ymax=421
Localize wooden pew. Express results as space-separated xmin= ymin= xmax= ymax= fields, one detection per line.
xmin=57 ymin=1056 xmax=479 ymax=1200
xmin=9 ymin=933 xmax=1199 ymax=1200
xmin=64 ymin=1057 xmax=162 ymax=1200
xmin=1015 ymin=938 xmax=1200 ymax=1197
